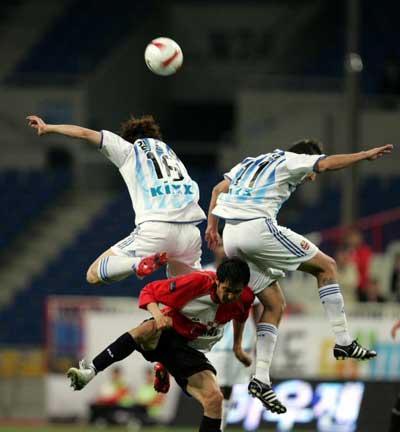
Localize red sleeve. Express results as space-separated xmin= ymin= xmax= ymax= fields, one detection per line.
xmin=139 ymin=271 xmax=216 ymax=310
xmin=236 ymin=287 xmax=255 ymax=323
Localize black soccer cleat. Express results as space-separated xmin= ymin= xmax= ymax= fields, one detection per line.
xmin=333 ymin=340 xmax=377 ymax=360
xmin=248 ymin=377 xmax=287 ymax=414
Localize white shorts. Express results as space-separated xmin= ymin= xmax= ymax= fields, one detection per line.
xmin=111 ymin=221 xmax=202 ymax=276
xmin=223 ymin=218 xmax=319 ymax=294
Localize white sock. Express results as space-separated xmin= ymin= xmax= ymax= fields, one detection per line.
xmin=319 ymin=284 xmax=352 ymax=346
xmin=221 ymin=397 xmax=232 ymax=432
xmin=255 ymin=323 xmax=278 ymax=385
xmin=97 ymin=256 xmax=142 ymax=283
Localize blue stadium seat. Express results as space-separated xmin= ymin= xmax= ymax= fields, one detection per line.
xmin=8 ymin=0 xmax=152 ymax=84
xmin=0 ymin=169 xmax=72 ymax=249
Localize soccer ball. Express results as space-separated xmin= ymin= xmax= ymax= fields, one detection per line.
xmin=144 ymin=37 xmax=183 ymax=76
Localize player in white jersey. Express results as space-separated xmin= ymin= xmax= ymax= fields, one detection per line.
xmin=27 ymin=114 xmax=206 ymax=283
xmin=206 ymin=139 xmax=393 ymax=413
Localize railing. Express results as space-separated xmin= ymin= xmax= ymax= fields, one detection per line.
xmin=317 ymin=207 xmax=400 ymax=253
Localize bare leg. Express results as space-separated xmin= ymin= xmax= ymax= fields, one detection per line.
xmin=298 ymin=249 xmax=338 ymax=288
xmin=187 ymin=370 xmax=223 ymax=418
xmin=257 ymin=281 xmax=286 ymax=327
xmin=220 ymin=386 xmax=233 ymax=432
xmin=167 ymin=260 xmax=197 ymax=277
xmin=129 ymin=320 xmax=161 ymax=351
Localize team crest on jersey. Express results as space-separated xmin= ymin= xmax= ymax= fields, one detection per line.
xmin=300 ymin=240 xmax=310 ymax=250
xmin=169 ymin=281 xmax=177 ymax=292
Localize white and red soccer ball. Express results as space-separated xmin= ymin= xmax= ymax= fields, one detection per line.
xmin=144 ymin=37 xmax=183 ymax=76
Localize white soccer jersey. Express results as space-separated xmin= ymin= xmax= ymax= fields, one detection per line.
xmin=213 ymin=149 xmax=325 ymax=221
xmin=99 ymin=131 xmax=206 ymax=225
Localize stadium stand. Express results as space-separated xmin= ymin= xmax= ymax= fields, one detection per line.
xmin=0 ymin=1 xmax=22 ymax=23
xmin=303 ymin=1 xmax=400 ymax=94
xmin=8 ymin=0 xmax=152 ymax=84
xmin=0 ymin=169 xmax=72 ymax=249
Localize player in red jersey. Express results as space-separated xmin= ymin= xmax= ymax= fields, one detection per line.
xmin=67 ymin=257 xmax=253 ymax=432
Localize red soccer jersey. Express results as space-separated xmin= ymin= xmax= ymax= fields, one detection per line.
xmin=139 ymin=271 xmax=255 ymax=351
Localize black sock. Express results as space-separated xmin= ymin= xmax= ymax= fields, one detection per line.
xmin=92 ymin=332 xmax=138 ymax=372
xmin=199 ymin=415 xmax=221 ymax=432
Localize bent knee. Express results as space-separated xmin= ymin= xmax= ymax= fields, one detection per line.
xmin=322 ymin=256 xmax=337 ymax=278
xmin=86 ymin=266 xmax=100 ymax=284
xmin=260 ymin=291 xmax=286 ymax=319
xmin=130 ymin=320 xmax=159 ymax=346
xmin=202 ymin=388 xmax=224 ymax=411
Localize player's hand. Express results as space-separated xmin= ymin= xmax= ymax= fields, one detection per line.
xmin=26 ymin=115 xmax=48 ymax=135
xmin=234 ymin=347 xmax=252 ymax=367
xmin=205 ymin=225 xmax=220 ymax=250
xmin=365 ymin=144 xmax=393 ymax=160
xmin=391 ymin=320 xmax=400 ymax=339
xmin=154 ymin=313 xmax=173 ymax=331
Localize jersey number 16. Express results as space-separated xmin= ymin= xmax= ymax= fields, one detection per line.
xmin=147 ymin=152 xmax=184 ymax=182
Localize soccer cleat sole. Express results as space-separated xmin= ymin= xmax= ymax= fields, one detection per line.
xmin=248 ymin=386 xmax=287 ymax=414
xmin=335 ymin=355 xmax=375 ymax=361
xmin=333 ymin=344 xmax=377 ymax=361
xmin=67 ymin=368 xmax=87 ymax=391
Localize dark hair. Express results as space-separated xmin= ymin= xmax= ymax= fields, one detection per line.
xmin=216 ymin=257 xmax=250 ymax=287
xmin=288 ymin=139 xmax=323 ymax=155
xmin=120 ymin=114 xmax=162 ymax=143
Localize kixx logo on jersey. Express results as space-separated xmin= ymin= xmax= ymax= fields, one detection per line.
xmin=300 ymin=240 xmax=310 ymax=250
xmin=230 ymin=186 xmax=251 ymax=197
xmin=150 ymin=183 xmax=193 ymax=197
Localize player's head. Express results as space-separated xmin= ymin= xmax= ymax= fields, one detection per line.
xmin=288 ymin=139 xmax=323 ymax=155
xmin=288 ymin=139 xmax=323 ymax=182
xmin=120 ymin=114 xmax=163 ymax=143
xmin=216 ymin=257 xmax=250 ymax=303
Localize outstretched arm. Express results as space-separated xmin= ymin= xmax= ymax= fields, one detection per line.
xmin=26 ymin=115 xmax=102 ymax=147
xmin=205 ymin=178 xmax=230 ymax=250
xmin=316 ymin=144 xmax=393 ymax=172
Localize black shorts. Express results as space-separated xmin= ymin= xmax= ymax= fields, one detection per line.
xmin=136 ymin=326 xmax=216 ymax=394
